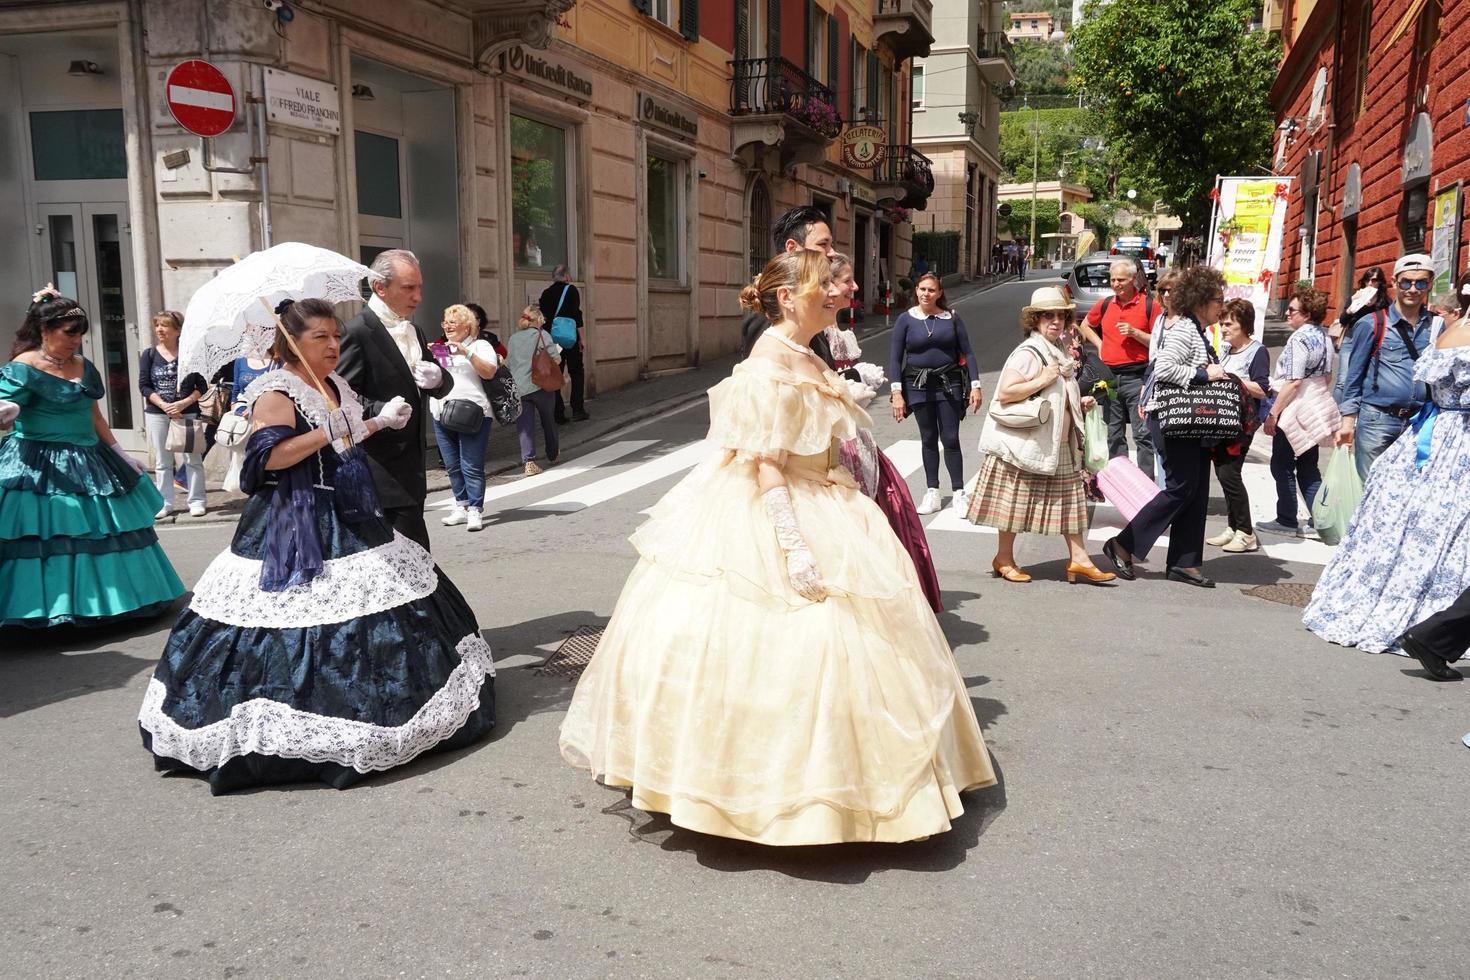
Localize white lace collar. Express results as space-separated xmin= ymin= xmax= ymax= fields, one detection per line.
xmin=908 ymin=305 xmax=953 ymax=320
xmin=241 ymin=368 xmax=364 ymax=427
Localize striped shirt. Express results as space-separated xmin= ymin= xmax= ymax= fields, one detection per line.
xmin=1146 ymin=314 xmax=1210 ymax=409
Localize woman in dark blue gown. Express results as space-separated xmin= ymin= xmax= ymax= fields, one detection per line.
xmin=138 ymin=299 xmax=495 ymax=793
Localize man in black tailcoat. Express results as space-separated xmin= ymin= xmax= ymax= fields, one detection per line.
xmin=337 ymin=249 xmax=452 ymax=550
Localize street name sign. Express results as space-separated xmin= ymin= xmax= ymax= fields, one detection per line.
xmin=264 ymin=68 xmax=342 ymax=136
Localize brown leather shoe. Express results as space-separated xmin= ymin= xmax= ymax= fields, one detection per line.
xmin=990 ymin=559 xmax=1031 ymax=583
xmin=1066 ymin=562 xmax=1116 ymax=585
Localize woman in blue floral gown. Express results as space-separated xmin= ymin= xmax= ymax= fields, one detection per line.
xmin=1303 ymin=291 xmax=1470 ymax=654
xmin=0 ymin=288 xmax=183 ymax=627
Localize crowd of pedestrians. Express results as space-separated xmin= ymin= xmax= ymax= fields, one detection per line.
xmin=3 ymin=203 xmax=1469 ymax=821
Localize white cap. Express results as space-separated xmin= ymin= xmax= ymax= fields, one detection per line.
xmin=1393 ymin=253 xmax=1434 ymax=277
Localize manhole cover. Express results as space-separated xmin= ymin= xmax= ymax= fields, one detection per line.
xmin=1240 ymin=583 xmax=1316 ymax=608
xmin=535 ymin=626 xmax=604 ymax=677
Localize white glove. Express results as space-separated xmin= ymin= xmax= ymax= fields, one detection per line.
xmin=321 ymin=407 xmax=371 ymax=453
xmin=761 ymin=485 xmax=826 ymax=602
xmin=411 ymin=360 xmax=443 ymax=389
xmin=108 ymin=442 xmax=146 ymax=476
xmin=373 ymin=395 xmax=413 ymax=431
xmin=0 ymin=399 xmax=18 ymax=426
xmin=846 ymin=379 xmax=875 ymax=407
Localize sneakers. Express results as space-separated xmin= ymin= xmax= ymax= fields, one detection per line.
xmin=950 ymin=489 xmax=970 ymax=515
xmin=524 ymin=460 xmax=543 ymax=476
xmin=154 ymin=505 xmax=172 ymax=520
xmin=916 ymin=487 xmax=941 ymax=515
xmin=1206 ymin=528 xmax=1237 ymax=547
xmin=466 ymin=508 xmax=483 ymax=532
xmin=442 ymin=505 xmax=468 ymax=527
xmin=1221 ymin=531 xmax=1259 ymax=553
xmin=188 ymin=502 xmax=207 ymax=518
xmin=1255 ymin=519 xmax=1302 ymax=538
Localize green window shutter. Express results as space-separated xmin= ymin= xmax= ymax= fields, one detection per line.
xmin=632 ymin=0 xmax=650 ymax=14
xmin=867 ymin=49 xmax=878 ymax=122
xmin=804 ymin=0 xmax=814 ymax=72
xmin=848 ymin=39 xmax=857 ymax=119
xmin=767 ymin=0 xmax=781 ymax=60
xmin=735 ymin=0 xmax=748 ymax=60
xmin=680 ymin=0 xmax=699 ymax=40
xmin=827 ymin=15 xmax=838 ymax=90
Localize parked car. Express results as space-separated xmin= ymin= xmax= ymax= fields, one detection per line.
xmin=1066 ymin=252 xmax=1118 ymax=314
xmin=1110 ymin=236 xmax=1157 ymax=284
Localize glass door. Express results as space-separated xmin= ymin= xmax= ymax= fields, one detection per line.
xmin=32 ymin=203 xmax=139 ymax=436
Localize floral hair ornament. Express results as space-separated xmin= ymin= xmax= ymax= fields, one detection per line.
xmin=30 ymin=282 xmax=61 ymax=305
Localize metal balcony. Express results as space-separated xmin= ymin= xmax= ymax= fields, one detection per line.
xmin=874 ymin=0 xmax=934 ymax=62
xmin=873 ymin=144 xmax=935 ymax=210
xmin=729 ymin=56 xmax=843 ymax=171
xmin=977 ymin=30 xmax=1016 ymax=84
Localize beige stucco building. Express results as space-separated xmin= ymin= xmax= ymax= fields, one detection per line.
xmin=910 ymin=0 xmax=1011 ymax=278
xmin=0 ymin=0 xmax=932 ymax=449
xmin=1006 ymin=11 xmax=1054 ymax=41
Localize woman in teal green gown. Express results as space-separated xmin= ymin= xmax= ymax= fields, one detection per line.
xmin=0 ymin=287 xmax=184 ymax=628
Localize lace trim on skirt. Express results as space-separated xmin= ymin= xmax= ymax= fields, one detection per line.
xmin=188 ymin=533 xmax=437 ymax=627
xmin=139 ymin=633 xmax=495 ymax=774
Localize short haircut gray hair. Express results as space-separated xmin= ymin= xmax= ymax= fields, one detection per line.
xmin=552 ymin=264 xmax=570 ymax=282
xmin=369 ymin=248 xmax=420 ymax=284
xmin=1110 ymin=258 xmax=1139 ymax=278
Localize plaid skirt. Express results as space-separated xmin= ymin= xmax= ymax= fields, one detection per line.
xmin=965 ymin=442 xmax=1087 ymax=535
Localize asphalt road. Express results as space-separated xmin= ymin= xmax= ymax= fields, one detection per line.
xmin=2 ymin=276 xmax=1467 ymax=979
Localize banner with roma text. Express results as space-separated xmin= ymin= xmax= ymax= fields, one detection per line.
xmin=1206 ymin=177 xmax=1293 ymax=328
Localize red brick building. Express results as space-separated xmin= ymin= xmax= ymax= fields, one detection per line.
xmin=1268 ymin=0 xmax=1467 ymax=315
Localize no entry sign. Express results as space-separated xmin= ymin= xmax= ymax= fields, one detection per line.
xmin=166 ymin=60 xmax=236 ymax=138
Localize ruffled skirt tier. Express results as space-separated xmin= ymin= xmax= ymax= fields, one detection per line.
xmin=139 ymin=518 xmax=495 ymax=793
xmin=0 ymin=438 xmax=183 ymax=628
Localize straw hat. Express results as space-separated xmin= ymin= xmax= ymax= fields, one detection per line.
xmin=1022 ymin=285 xmax=1075 ymax=314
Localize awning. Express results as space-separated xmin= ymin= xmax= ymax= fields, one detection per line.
xmin=1381 ymin=0 xmax=1432 ymax=53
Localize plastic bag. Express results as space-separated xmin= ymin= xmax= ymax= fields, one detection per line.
xmin=1083 ymin=406 xmax=1109 ymax=474
xmin=1311 ymin=446 xmax=1363 ymax=546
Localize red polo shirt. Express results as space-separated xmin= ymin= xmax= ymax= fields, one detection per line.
xmin=1086 ymin=290 xmax=1155 ymax=368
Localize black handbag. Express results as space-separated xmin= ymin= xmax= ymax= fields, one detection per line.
xmin=1151 ymin=323 xmax=1245 ymax=441
xmin=437 ymin=398 xmax=485 ymax=435
xmin=482 ymin=364 xmax=522 ymax=427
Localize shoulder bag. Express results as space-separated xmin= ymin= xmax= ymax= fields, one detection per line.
xmin=1151 ymin=329 xmax=1244 ymax=441
xmin=482 ymin=364 xmax=522 ymax=426
xmin=196 ymin=382 xmax=229 ymax=424
xmin=986 ymin=340 xmax=1054 ymax=429
xmin=549 ymin=285 xmax=578 ymax=349
xmin=165 ymin=416 xmax=210 ymax=454
xmin=214 ymin=408 xmax=252 ymax=449
xmin=531 ymin=331 xmax=563 ymax=392
xmin=437 ymin=398 xmax=485 ymax=435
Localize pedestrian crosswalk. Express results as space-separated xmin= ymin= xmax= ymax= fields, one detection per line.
xmin=428 ymin=436 xmax=1338 ymax=567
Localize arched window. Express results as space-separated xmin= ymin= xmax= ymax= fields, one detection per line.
xmin=748 ymin=178 xmax=772 ymax=280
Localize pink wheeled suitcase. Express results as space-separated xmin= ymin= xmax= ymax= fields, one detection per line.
xmin=1096 ymin=456 xmax=1161 ymax=523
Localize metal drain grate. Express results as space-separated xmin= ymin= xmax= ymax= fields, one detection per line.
xmin=535 ymin=626 xmax=605 ymax=677
xmin=1240 ymin=583 xmax=1316 ymax=608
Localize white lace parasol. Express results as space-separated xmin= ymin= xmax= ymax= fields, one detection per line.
xmin=177 ymin=242 xmax=380 ymax=381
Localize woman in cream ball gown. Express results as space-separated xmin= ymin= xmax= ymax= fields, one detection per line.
xmin=559 ymin=251 xmax=995 ymax=845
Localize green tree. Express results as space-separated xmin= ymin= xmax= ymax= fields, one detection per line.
xmin=1070 ymin=0 xmax=1278 ymax=230
xmin=1012 ymin=38 xmax=1072 ymax=100
xmin=1002 ymin=198 xmax=1061 ymax=241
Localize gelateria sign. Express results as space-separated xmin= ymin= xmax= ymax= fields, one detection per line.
xmin=502 ymin=46 xmax=593 ymax=100
xmin=638 ymin=91 xmax=697 ymax=141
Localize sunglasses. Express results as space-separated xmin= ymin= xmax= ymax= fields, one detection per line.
xmin=1158 ymin=288 xmax=1170 ymax=295
xmin=1397 ymin=278 xmax=1432 ymax=291
xmin=1286 ymin=306 xmax=1303 ymax=315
